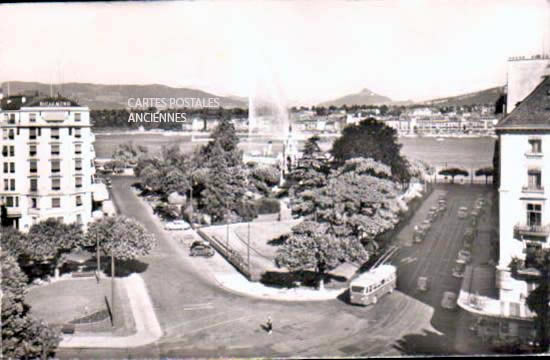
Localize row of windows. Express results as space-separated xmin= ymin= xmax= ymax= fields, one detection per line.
xmin=28 ymin=159 xmax=85 ymax=173
xmin=3 ymin=144 xmax=83 ymax=158
xmin=3 ymin=179 xmax=15 ymax=191
xmin=29 ymin=177 xmax=83 ymax=191
xmin=3 ymin=195 xmax=84 ymax=208
xmin=4 ymin=112 xmax=82 ymax=123
xmin=2 ymin=127 xmax=83 ymax=140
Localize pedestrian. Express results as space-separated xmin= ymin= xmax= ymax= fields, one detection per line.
xmin=266 ymin=315 xmax=273 ymax=335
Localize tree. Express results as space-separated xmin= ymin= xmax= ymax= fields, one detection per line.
xmin=201 ymin=119 xmax=242 ymax=166
xmin=24 ymin=219 xmax=85 ymax=277
xmin=86 ymin=216 xmax=156 ymax=261
xmin=0 ymin=226 xmax=28 ymax=257
xmin=282 ymin=158 xmax=402 ymax=286
xmin=1 ymin=252 xmax=61 ymax=359
xmin=508 ymin=249 xmax=550 ymax=352
xmin=275 ymin=221 xmax=368 ymax=286
xmin=438 ymin=167 xmax=469 ymax=183
xmin=112 ymin=141 xmax=148 ymax=167
xmin=331 ymin=118 xmax=410 ymax=183
xmin=475 ymin=166 xmax=494 ymax=184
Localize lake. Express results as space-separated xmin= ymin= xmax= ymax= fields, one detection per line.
xmin=94 ymin=132 xmax=496 ymax=169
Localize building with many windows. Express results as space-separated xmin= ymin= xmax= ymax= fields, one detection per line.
xmin=0 ymin=94 xmax=97 ymax=231
xmin=495 ymin=67 xmax=550 ymax=319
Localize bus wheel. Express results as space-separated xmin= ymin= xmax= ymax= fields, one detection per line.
xmin=372 ymin=296 xmax=377 ymax=304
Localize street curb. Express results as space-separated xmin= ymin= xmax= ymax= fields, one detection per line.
xmin=58 ymin=274 xmax=162 ymax=348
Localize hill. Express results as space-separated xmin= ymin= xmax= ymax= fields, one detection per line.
xmin=0 ymin=81 xmax=247 ymax=110
xmin=420 ymin=86 xmax=504 ymax=107
xmin=319 ymin=88 xmax=393 ymax=107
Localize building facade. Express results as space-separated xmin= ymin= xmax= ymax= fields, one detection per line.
xmin=0 ymin=95 xmax=96 ymax=231
xmin=495 ymin=70 xmax=550 ymax=316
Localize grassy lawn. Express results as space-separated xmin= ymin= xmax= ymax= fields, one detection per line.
xmin=26 ymin=277 xmax=135 ymax=336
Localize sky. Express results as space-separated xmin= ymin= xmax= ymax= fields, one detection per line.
xmin=0 ymin=0 xmax=549 ymax=105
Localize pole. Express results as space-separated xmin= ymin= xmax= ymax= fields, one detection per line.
xmin=111 ymin=252 xmax=115 ymax=326
xmin=96 ymin=232 xmax=100 ymax=275
xmin=247 ymin=222 xmax=251 ymax=273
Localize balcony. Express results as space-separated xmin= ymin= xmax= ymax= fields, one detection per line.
xmin=521 ymin=185 xmax=544 ymax=194
xmin=514 ymin=223 xmax=550 ymax=237
xmin=525 ymin=151 xmax=543 ymax=159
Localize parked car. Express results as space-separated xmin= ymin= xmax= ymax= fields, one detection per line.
xmin=419 ymin=220 xmax=432 ymax=231
xmin=452 ymin=262 xmax=466 ymax=278
xmin=189 ymin=240 xmax=215 ymax=257
xmin=417 ymin=276 xmax=429 ymax=292
xmin=428 ymin=206 xmax=439 ymax=220
xmin=457 ymin=249 xmax=472 ymax=264
xmin=413 ymin=226 xmax=425 ymax=243
xmin=438 ymin=199 xmax=447 ymax=212
xmin=441 ymin=291 xmax=457 ymax=310
xmin=164 ymin=220 xmax=191 ymax=231
xmin=458 ymin=206 xmax=468 ymax=219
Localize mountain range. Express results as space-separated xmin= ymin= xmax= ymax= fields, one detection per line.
xmin=1 ymin=81 xmax=504 ymax=110
xmin=0 ymin=82 xmax=247 ymax=110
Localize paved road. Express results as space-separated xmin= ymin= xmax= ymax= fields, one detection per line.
xmin=57 ymin=177 xmax=486 ymax=358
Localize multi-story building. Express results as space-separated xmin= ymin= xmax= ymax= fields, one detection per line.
xmin=495 ymin=67 xmax=550 ymax=319
xmin=0 ymin=94 xmax=97 ymax=231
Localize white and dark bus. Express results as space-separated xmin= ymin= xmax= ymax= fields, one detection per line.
xmin=349 ymin=264 xmax=397 ymax=306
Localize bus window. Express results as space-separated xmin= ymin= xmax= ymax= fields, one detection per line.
xmin=351 ymin=286 xmax=365 ymax=293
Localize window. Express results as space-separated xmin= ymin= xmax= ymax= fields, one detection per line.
xmin=76 ymin=195 xmax=82 ymax=207
xmin=75 ymin=128 xmax=81 ymax=138
xmin=30 ymin=160 xmax=37 ymax=173
xmin=76 ymin=214 xmax=82 ymax=224
xmin=1 ymin=146 xmax=7 ymax=157
xmin=3 ymin=179 xmax=8 ymax=191
xmin=8 ymin=129 xmax=14 ymax=140
xmin=52 ymin=198 xmax=60 ymax=208
xmin=29 ymin=145 xmax=37 ymax=157
xmin=2 ymin=129 xmax=7 ymax=140
xmin=31 ymin=198 xmax=37 ymax=209
xmin=525 ymin=242 xmax=542 ymax=268
xmin=527 ymin=203 xmax=542 ymax=227
xmin=528 ymin=170 xmax=542 ymax=190
xmin=9 ymin=163 xmax=14 ymax=173
xmin=10 ymin=179 xmax=15 ymax=191
xmin=9 ymin=146 xmax=14 ymax=157
xmin=51 ymin=160 xmax=60 ymax=173
xmin=75 ymin=159 xmax=82 ymax=171
xmin=51 ymin=178 xmax=60 ymax=191
xmin=50 ymin=128 xmax=60 ymax=139
xmin=29 ymin=128 xmax=37 ymax=140
xmin=30 ymin=178 xmax=38 ymax=192
xmin=75 ymin=144 xmax=82 ymax=155
xmin=529 ymin=139 xmax=542 ymax=154
xmin=75 ymin=113 xmax=81 ymax=122
xmin=3 ymin=162 xmax=7 ymax=173
xmin=69 ymin=128 xmax=72 ymax=136
xmin=6 ymin=196 xmax=14 ymax=207
xmin=75 ymin=176 xmax=83 ymax=188
xmin=51 ymin=144 xmax=60 ymax=156
xmin=29 ymin=113 xmax=36 ymax=123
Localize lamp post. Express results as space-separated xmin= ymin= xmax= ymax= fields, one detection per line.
xmin=111 ymin=251 xmax=115 ymax=326
xmin=96 ymin=232 xmax=101 ymax=276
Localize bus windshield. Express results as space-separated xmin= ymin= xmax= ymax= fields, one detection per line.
xmin=351 ymin=286 xmax=365 ymax=293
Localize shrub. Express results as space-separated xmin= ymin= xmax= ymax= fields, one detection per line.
xmin=235 ymin=200 xmax=258 ymax=222
xmin=154 ymin=202 xmax=181 ymax=220
xmin=252 ymin=166 xmax=280 ymax=187
xmin=255 ymin=198 xmax=281 ymax=215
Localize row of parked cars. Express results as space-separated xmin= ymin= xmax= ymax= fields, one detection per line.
xmin=413 ymin=196 xmax=447 ymax=243
xmin=164 ymin=220 xmax=216 ymax=257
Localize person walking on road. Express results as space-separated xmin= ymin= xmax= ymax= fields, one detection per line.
xmin=266 ymin=315 xmax=273 ymax=335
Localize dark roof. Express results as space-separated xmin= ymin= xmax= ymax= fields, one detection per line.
xmin=0 ymin=94 xmax=80 ymax=110
xmin=496 ymin=75 xmax=550 ymax=131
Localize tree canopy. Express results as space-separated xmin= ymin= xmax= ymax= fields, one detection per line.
xmin=330 ymin=118 xmax=410 ymax=183
xmin=438 ymin=167 xmax=469 ymax=183
xmin=1 ymin=252 xmax=60 ymax=359
xmin=86 ymin=216 xmax=156 ymax=260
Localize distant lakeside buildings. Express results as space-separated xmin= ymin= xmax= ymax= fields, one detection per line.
xmin=0 ymin=92 xmax=106 ymax=231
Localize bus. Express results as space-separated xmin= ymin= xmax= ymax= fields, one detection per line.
xmin=349 ymin=264 xmax=397 ymax=306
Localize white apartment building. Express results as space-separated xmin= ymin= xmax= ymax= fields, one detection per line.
xmin=0 ymin=94 xmax=97 ymax=231
xmin=495 ymin=67 xmax=550 ymax=312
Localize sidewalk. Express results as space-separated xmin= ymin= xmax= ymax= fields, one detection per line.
xmin=59 ymin=274 xmax=162 ymax=348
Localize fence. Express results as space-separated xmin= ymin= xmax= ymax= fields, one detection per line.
xmin=197 ymin=228 xmax=253 ymax=280
xmin=430 ymin=165 xmax=494 ymax=185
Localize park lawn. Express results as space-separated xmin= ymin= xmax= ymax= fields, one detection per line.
xmin=26 ymin=277 xmax=135 ymax=336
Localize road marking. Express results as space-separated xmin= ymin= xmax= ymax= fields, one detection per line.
xmin=181 ymin=302 xmax=214 ymax=310
xmin=400 ymin=257 xmax=417 ymax=264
